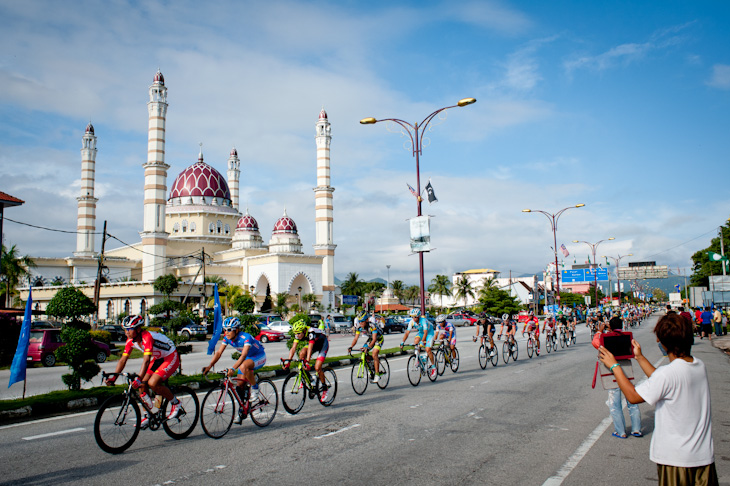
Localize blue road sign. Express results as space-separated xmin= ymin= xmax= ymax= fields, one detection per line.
xmin=342 ymin=295 xmax=359 ymax=306
xmin=561 ymin=268 xmax=609 ymax=283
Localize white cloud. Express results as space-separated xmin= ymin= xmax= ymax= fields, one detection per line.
xmin=707 ymin=64 xmax=730 ymax=90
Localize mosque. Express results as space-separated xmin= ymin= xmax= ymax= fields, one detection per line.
xmin=23 ymin=70 xmax=337 ymax=321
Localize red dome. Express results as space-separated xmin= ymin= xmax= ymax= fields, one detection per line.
xmin=236 ymin=212 xmax=259 ymax=231
xmin=169 ymin=161 xmax=231 ymax=201
xmin=273 ymin=210 xmax=298 ymax=234
xmin=154 ymin=70 xmax=165 ymax=85
xmin=319 ymin=108 xmax=328 ymax=120
xmin=85 ymin=122 xmax=94 ymax=134
xmin=230 ymin=147 xmax=238 ymax=157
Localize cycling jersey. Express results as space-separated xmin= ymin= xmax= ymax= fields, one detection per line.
xmin=123 ymin=330 xmax=176 ymax=359
xmin=223 ymin=332 xmax=266 ymax=360
xmin=294 ymin=327 xmax=329 ymax=361
xmin=356 ymin=322 xmax=384 ymax=348
xmin=408 ymin=316 xmax=434 ymax=346
xmin=479 ymin=319 xmax=493 ymax=336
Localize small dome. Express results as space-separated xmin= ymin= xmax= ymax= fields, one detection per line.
xmin=154 ymin=70 xmax=165 ymax=85
xmin=319 ymin=108 xmax=328 ymax=120
xmin=230 ymin=147 xmax=238 ymax=157
xmin=273 ymin=209 xmax=298 ymax=234
xmin=169 ymin=155 xmax=231 ymax=201
xmin=85 ymin=122 xmax=94 ymax=134
xmin=236 ymin=210 xmax=259 ymax=231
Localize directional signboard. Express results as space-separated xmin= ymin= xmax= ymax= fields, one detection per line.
xmin=561 ymin=268 xmax=609 ymax=283
xmin=618 ymin=265 xmax=668 ymax=279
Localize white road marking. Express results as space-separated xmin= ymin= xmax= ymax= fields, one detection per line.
xmin=481 ymin=380 xmax=490 ymax=384
xmin=0 ymin=410 xmax=97 ymax=430
xmin=23 ymin=427 xmax=85 ymax=440
xmin=313 ymin=423 xmax=361 ymax=439
xmin=514 ymin=369 xmax=526 ymax=374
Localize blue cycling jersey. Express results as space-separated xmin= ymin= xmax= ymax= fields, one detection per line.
xmin=438 ymin=322 xmax=456 ymax=338
xmin=223 ymin=332 xmax=266 ymax=359
xmin=407 ymin=316 xmax=433 ymax=337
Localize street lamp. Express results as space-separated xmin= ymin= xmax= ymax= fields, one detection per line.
xmin=523 ymin=204 xmax=585 ymax=308
xmin=572 ymin=238 xmax=614 ymax=308
xmin=386 ymin=265 xmax=391 ymax=289
xmin=298 ymin=286 xmax=303 ymax=309
xmin=361 ymin=97 xmax=476 ymax=316
xmin=603 ymin=253 xmax=633 ymax=306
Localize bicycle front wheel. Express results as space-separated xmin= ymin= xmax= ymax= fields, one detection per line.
xmin=435 ymin=349 xmax=446 ymax=376
xmin=317 ymin=367 xmax=338 ymax=407
xmin=407 ymin=355 xmax=422 ymax=386
xmin=94 ymin=394 xmax=140 ymax=454
xmin=200 ymin=385 xmax=235 ymax=439
xmin=376 ymin=357 xmax=390 ymax=389
xmin=450 ymin=348 xmax=460 ymax=372
xmin=490 ymin=345 xmax=499 ymax=366
xmin=478 ymin=345 xmax=488 ymax=369
xmin=571 ymin=332 xmax=577 ymax=345
xmin=282 ymin=371 xmax=306 ymax=415
xmin=250 ymin=378 xmax=278 ymax=427
xmin=546 ymin=336 xmax=552 ymax=354
xmin=351 ymin=361 xmax=368 ymax=395
xmin=502 ymin=341 xmax=510 ymax=364
xmin=163 ymin=385 xmax=199 ymax=440
xmin=527 ymin=338 xmax=534 ymax=358
xmin=560 ymin=333 xmax=566 ymax=348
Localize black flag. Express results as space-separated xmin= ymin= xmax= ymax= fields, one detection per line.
xmin=425 ymin=181 xmax=438 ymax=203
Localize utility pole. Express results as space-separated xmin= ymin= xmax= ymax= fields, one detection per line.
xmin=720 ymin=227 xmax=726 ymax=277
xmin=201 ymin=247 xmax=206 ymax=318
xmin=93 ymin=220 xmax=107 ymax=329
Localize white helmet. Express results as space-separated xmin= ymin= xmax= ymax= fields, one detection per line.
xmin=502 ymin=313 xmax=509 ymax=321
xmin=409 ymin=308 xmax=421 ymax=317
xmin=436 ymin=314 xmax=447 ymax=324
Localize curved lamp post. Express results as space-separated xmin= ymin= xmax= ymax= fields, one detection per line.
xmin=573 ymin=238 xmax=614 ymax=308
xmin=361 ymin=97 xmax=476 ymax=315
xmin=522 ymin=204 xmax=585 ymax=308
xmin=603 ymin=253 xmax=633 ymax=306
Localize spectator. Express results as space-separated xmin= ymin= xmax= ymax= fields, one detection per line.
xmin=722 ymin=309 xmax=728 ymax=336
xmin=665 ymin=304 xmax=673 ymax=315
xmin=713 ymin=307 xmax=723 ymax=338
xmin=700 ymin=307 xmax=714 ymax=340
xmin=678 ymin=306 xmax=693 ymax=327
xmin=592 ymin=316 xmax=641 ymax=439
xmin=598 ymin=313 xmax=717 ymax=486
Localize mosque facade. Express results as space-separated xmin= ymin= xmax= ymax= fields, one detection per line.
xmin=22 ymin=71 xmax=337 ymax=321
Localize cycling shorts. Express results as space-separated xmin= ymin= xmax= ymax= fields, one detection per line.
xmin=449 ymin=336 xmax=457 ymax=346
xmin=527 ymin=323 xmax=537 ymax=332
xmin=237 ymin=354 xmax=266 ymax=371
xmin=421 ymin=331 xmax=435 ymax=348
xmin=314 ymin=338 xmax=329 ymax=362
xmin=147 ymin=351 xmax=180 ymax=380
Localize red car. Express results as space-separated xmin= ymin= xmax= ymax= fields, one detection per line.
xmin=28 ymin=327 xmax=111 ymax=367
xmin=254 ymin=324 xmax=287 ymax=343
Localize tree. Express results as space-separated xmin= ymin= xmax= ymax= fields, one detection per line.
xmin=153 ymin=274 xmax=179 ymax=298
xmin=301 ymin=293 xmax=318 ymax=311
xmin=232 ymin=293 xmax=255 ymax=314
xmin=46 ymin=287 xmax=96 ymax=322
xmin=652 ymin=287 xmax=668 ymax=302
xmin=340 ymin=272 xmax=362 ymax=297
xmin=273 ymin=293 xmax=289 ymax=316
xmin=478 ymin=286 xmax=522 ymax=317
xmin=1 ymin=244 xmax=35 ymax=308
xmin=690 ymin=223 xmax=730 ymax=287
xmin=55 ymin=324 xmax=100 ymax=390
xmin=223 ymin=285 xmax=244 ymax=315
xmin=205 ymin=275 xmax=228 ymax=288
xmin=452 ymin=274 xmax=475 ymax=308
xmin=428 ymin=275 xmax=452 ymax=309
xmin=403 ymin=285 xmax=420 ymax=306
xmin=391 ymin=280 xmax=405 ymax=301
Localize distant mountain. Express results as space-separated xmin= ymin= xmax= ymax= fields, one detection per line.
xmin=334 ymin=276 xmax=387 ymax=286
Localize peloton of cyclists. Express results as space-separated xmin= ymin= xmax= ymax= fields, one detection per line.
xmin=401 ymin=308 xmax=437 ymax=380
xmin=284 ymin=317 xmax=331 ymax=403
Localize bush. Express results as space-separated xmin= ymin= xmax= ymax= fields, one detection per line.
xmin=55 ymin=326 xmax=100 ymax=390
xmin=90 ymin=330 xmax=112 ymax=345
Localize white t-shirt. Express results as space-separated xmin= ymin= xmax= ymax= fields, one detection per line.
xmin=635 ymin=357 xmax=714 ymax=467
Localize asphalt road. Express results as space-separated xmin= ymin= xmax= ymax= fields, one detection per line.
xmin=1 ymin=316 xmax=728 ymax=486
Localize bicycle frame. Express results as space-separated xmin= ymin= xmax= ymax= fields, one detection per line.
xmin=102 ymin=371 xmax=166 ymax=430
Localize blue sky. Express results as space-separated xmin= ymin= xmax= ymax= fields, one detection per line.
xmin=1 ymin=0 xmax=729 ymax=286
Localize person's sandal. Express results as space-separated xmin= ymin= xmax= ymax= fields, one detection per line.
xmin=631 ymin=432 xmax=643 ymax=437
xmin=612 ymin=432 xmax=627 ymax=439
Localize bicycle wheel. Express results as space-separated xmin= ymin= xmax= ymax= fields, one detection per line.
xmin=571 ymin=332 xmax=577 ymax=345
xmin=200 ymin=385 xmax=235 ymax=439
xmin=316 ymin=367 xmax=338 ymax=407
xmin=478 ymin=344 xmax=488 ymax=369
xmin=407 ymin=355 xmax=422 ymax=386
xmin=163 ymin=385 xmax=199 ymax=440
xmin=351 ymin=361 xmax=368 ymax=395
xmin=502 ymin=341 xmax=510 ymax=364
xmin=512 ymin=341 xmax=519 ymax=360
xmin=490 ymin=345 xmax=499 ymax=366
xmin=94 ymin=394 xmax=140 ymax=454
xmin=527 ymin=337 xmax=534 ymax=358
xmin=560 ymin=332 xmax=566 ymax=348
xmin=450 ymin=348 xmax=460 ymax=372
xmin=250 ymin=378 xmax=278 ymax=427
xmin=282 ymin=371 xmax=306 ymax=414
xmin=435 ymin=349 xmax=446 ymax=376
xmin=546 ymin=335 xmax=552 ymax=354
xmin=376 ymin=357 xmax=390 ymax=389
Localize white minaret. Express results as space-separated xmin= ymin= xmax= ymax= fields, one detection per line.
xmin=74 ymin=122 xmax=98 ymax=257
xmin=227 ymin=147 xmax=240 ymax=212
xmin=313 ymin=108 xmax=336 ymax=309
xmin=140 ymin=70 xmax=170 ymax=282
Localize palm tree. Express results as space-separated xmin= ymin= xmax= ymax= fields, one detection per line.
xmin=452 ymin=274 xmax=476 ymax=309
xmin=428 ymin=274 xmax=452 ymax=310
xmin=273 ymin=293 xmax=289 ymax=316
xmin=391 ymin=280 xmax=405 ymax=301
xmin=1 ymin=244 xmax=36 ymax=308
xmin=477 ymin=276 xmax=499 ymax=301
xmin=223 ymin=284 xmax=244 ymax=316
xmin=301 ymin=293 xmax=318 ymax=311
xmin=340 ymin=272 xmax=362 ymax=297
xmin=404 ymin=285 xmax=420 ymax=306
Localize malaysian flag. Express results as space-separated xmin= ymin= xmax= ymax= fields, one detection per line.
xmin=560 ymin=244 xmax=569 ymax=257
xmin=407 ymin=184 xmax=419 ymax=198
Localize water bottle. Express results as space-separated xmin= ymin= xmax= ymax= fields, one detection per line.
xmin=139 ymin=391 xmax=154 ymax=409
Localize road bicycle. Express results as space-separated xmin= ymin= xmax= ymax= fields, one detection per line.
xmin=502 ymin=333 xmax=519 ymax=363
xmin=200 ymin=369 xmax=278 ymax=439
xmin=434 ymin=340 xmax=460 ymax=375
xmin=406 ymin=345 xmax=438 ymax=386
xmin=94 ymin=371 xmax=199 ymax=454
xmin=476 ymin=336 xmax=498 ymax=369
xmin=568 ymin=326 xmax=577 ymax=345
xmin=349 ymin=349 xmax=390 ymax=395
xmin=280 ymin=359 xmax=337 ymax=414
xmin=544 ymin=329 xmax=557 ymax=353
xmin=525 ymin=331 xmax=540 ymax=358
xmin=559 ymin=327 xmax=568 ymax=348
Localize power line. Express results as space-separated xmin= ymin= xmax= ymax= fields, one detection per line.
xmin=3 ymin=216 xmax=104 ymax=235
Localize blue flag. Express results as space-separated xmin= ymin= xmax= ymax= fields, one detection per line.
xmin=207 ymin=283 xmax=223 ymax=355
xmin=9 ymin=287 xmax=32 ymax=388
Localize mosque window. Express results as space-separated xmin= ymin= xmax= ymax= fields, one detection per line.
xmin=209 ymin=223 xmax=215 ymax=234
xmin=173 ymin=223 xmax=179 ymax=233
xmin=182 ymin=220 xmax=188 ymax=233
xmin=224 ymin=224 xmax=230 ymax=235
xmin=217 ymin=220 xmax=222 ymax=234
xmin=190 ymin=222 xmax=196 ymax=233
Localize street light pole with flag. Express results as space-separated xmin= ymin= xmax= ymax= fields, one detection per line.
xmin=8 ymin=287 xmax=32 ymax=397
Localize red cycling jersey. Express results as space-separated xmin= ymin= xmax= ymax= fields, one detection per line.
xmin=123 ymin=330 xmax=176 ymax=359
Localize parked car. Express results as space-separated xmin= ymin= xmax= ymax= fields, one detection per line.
xmin=445 ymin=314 xmax=471 ymax=327
xmin=449 ymin=312 xmax=478 ymax=325
xmin=268 ymin=321 xmax=292 ymax=333
xmin=178 ymin=319 xmax=207 ymax=340
xmin=254 ymin=314 xmax=287 ymax=326
xmin=381 ymin=317 xmax=405 ymax=334
xmin=254 ymin=324 xmax=287 ymax=343
xmin=332 ymin=315 xmax=352 ymax=333
xmin=28 ymin=328 xmax=111 ymax=367
xmin=99 ymin=324 xmax=125 ymax=342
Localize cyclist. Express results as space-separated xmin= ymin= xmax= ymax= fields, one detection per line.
xmin=284 ymin=317 xmax=331 ymax=402
xmin=106 ymin=315 xmax=181 ymax=429
xmin=435 ymin=314 xmax=457 ymax=360
xmin=203 ymin=317 xmax=267 ymax=423
xmin=543 ymin=313 xmax=557 ymax=343
xmin=401 ymin=308 xmax=437 ymax=380
xmin=474 ymin=313 xmax=496 ymax=355
xmin=523 ymin=312 xmax=540 ymax=352
xmin=497 ymin=313 xmax=510 ymax=340
xmin=347 ymin=313 xmax=384 ymax=383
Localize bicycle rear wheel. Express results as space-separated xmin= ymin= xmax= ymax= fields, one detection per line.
xmin=282 ymin=371 xmax=306 ymax=414
xmin=94 ymin=394 xmax=140 ymax=454
xmin=250 ymin=378 xmax=278 ymax=427
xmin=450 ymin=348 xmax=460 ymax=372
xmin=407 ymin=355 xmax=421 ymax=386
xmin=351 ymin=361 xmax=368 ymax=395
xmin=527 ymin=338 xmax=534 ymax=358
xmin=571 ymin=332 xmax=577 ymax=345
xmin=200 ymin=385 xmax=235 ymax=439
xmin=502 ymin=341 xmax=510 ymax=364
xmin=560 ymin=332 xmax=566 ymax=348
xmin=435 ymin=349 xmax=446 ymax=376
xmin=490 ymin=345 xmax=499 ymax=366
xmin=316 ymin=367 xmax=337 ymax=407
xmin=546 ymin=335 xmax=552 ymax=353
xmin=376 ymin=357 xmax=390 ymax=389
xmin=163 ymin=385 xmax=199 ymax=440
xmin=478 ymin=344 xmax=488 ymax=369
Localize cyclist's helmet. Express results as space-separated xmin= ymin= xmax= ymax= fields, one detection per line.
xmin=436 ymin=314 xmax=447 ymax=324
xmin=291 ymin=318 xmax=308 ymax=335
xmin=409 ymin=308 xmax=421 ymax=317
xmin=356 ymin=312 xmax=366 ymax=321
xmin=502 ymin=313 xmax=509 ymax=321
xmin=222 ymin=317 xmax=240 ymax=330
xmin=121 ymin=315 xmax=144 ymax=330
xmin=479 ymin=312 xmax=486 ymax=319
xmin=528 ymin=310 xmax=534 ymax=317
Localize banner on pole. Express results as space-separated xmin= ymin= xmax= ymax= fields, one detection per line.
xmin=9 ymin=287 xmax=32 ymax=388
xmin=409 ymin=216 xmax=431 ymax=253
